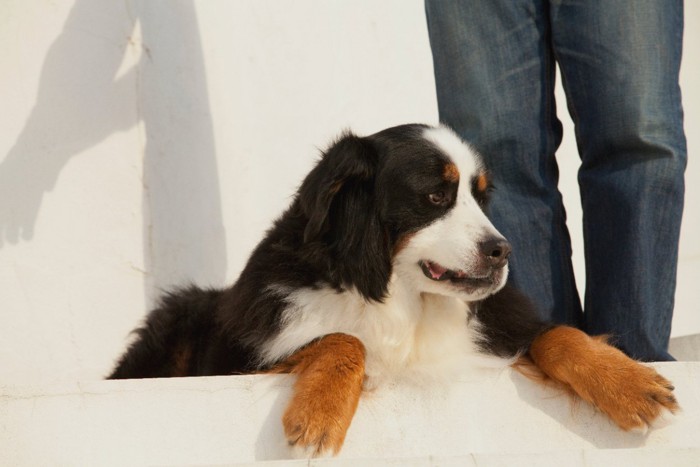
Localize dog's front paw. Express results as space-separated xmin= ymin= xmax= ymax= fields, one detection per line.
xmin=275 ymin=333 xmax=365 ymax=457
xmin=528 ymin=326 xmax=680 ymax=432
xmin=586 ymin=355 xmax=679 ymax=431
xmin=282 ymin=397 xmax=348 ymax=458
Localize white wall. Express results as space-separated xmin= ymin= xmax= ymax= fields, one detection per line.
xmin=0 ymin=0 xmax=698 ymax=386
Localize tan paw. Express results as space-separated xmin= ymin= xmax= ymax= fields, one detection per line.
xmin=282 ymin=397 xmax=348 ymax=457
xmin=528 ymin=326 xmax=680 ymax=432
xmin=275 ymin=333 xmax=365 ymax=457
xmin=589 ymin=359 xmax=679 ymax=431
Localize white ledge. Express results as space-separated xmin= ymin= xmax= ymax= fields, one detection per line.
xmin=1 ymin=363 xmax=699 ymax=465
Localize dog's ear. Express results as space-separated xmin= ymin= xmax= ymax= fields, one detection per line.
xmin=299 ymin=131 xmax=378 ymax=243
xmin=298 ymin=131 xmax=391 ymax=302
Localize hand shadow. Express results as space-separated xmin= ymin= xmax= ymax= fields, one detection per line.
xmin=0 ymin=0 xmax=137 ymax=247
xmin=0 ymin=0 xmax=227 ymax=302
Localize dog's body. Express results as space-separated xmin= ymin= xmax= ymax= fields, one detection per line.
xmin=110 ymin=124 xmax=678 ymax=456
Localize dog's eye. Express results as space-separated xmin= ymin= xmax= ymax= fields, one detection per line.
xmin=428 ymin=191 xmax=448 ymax=205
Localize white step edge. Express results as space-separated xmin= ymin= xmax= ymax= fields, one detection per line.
xmin=1 ymin=363 xmax=699 ymax=466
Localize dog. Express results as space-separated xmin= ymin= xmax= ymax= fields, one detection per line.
xmin=109 ymin=123 xmax=678 ymax=457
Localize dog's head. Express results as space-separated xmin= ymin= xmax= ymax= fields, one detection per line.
xmin=298 ymin=124 xmax=510 ymax=303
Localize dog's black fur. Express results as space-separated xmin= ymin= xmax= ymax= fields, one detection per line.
xmin=109 ymin=124 xmax=550 ymax=379
xmin=109 ymin=124 xmax=680 ymax=459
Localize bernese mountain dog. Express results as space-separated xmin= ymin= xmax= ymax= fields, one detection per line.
xmin=109 ymin=123 xmax=678 ymax=457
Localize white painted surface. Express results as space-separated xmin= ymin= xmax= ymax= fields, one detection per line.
xmin=1 ymin=363 xmax=698 ymax=465
xmin=0 ymin=0 xmax=699 ymax=387
xmin=670 ymin=333 xmax=700 ymax=361
xmin=241 ymin=450 xmax=700 ymax=467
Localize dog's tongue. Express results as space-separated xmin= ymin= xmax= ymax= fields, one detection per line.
xmin=428 ymin=262 xmax=448 ymax=280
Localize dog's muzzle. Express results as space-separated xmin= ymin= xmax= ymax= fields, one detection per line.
xmin=419 ymin=236 xmax=511 ymax=289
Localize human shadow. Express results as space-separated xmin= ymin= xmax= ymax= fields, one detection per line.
xmin=0 ymin=0 xmax=227 ymax=303
xmin=136 ymin=0 xmax=227 ymax=301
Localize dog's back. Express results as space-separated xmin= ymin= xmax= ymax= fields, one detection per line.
xmin=108 ymin=286 xmax=254 ymax=378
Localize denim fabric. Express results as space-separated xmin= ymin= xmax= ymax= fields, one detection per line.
xmin=426 ymin=0 xmax=686 ymax=361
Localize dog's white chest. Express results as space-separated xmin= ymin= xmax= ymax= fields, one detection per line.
xmin=261 ymin=280 xmax=491 ymax=386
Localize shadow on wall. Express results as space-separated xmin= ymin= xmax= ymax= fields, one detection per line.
xmin=0 ymin=0 xmax=227 ymax=305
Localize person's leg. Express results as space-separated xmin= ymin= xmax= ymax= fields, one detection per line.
xmin=550 ymin=1 xmax=686 ymax=361
xmin=425 ymin=0 xmax=583 ymax=325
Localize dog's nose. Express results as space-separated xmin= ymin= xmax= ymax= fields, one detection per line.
xmin=479 ymin=238 xmax=512 ymax=269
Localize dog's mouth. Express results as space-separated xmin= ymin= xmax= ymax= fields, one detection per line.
xmin=419 ymin=260 xmax=497 ymax=287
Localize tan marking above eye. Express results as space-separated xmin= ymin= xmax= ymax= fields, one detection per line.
xmin=477 ymin=172 xmax=489 ymax=192
xmin=443 ymin=163 xmax=460 ymax=183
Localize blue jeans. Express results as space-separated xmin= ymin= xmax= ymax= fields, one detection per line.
xmin=426 ymin=0 xmax=687 ymax=361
